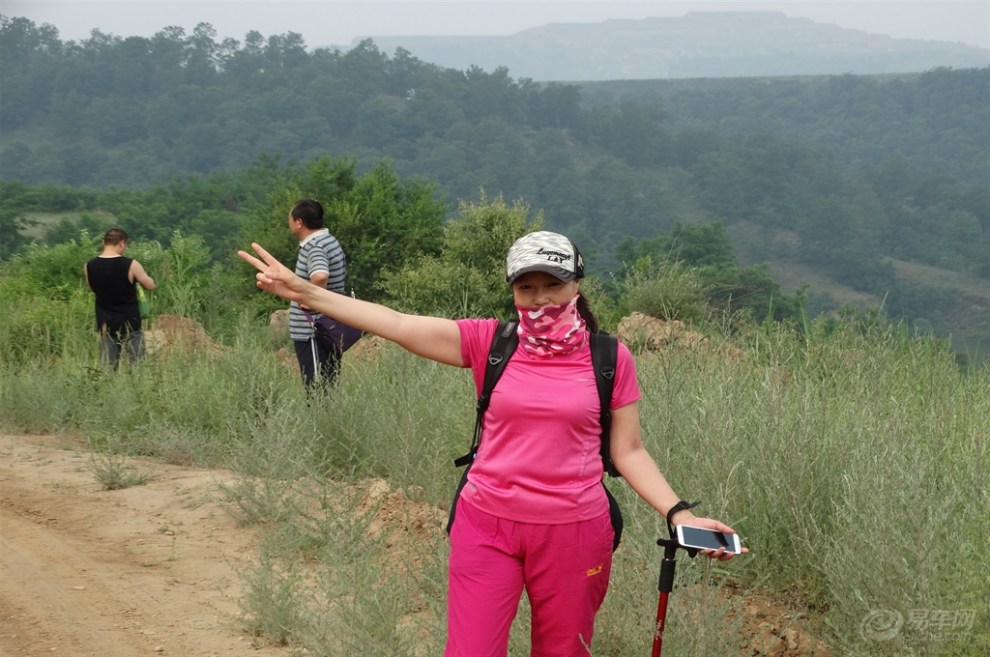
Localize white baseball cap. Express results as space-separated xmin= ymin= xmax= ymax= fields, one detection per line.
xmin=505 ymin=231 xmax=584 ymax=283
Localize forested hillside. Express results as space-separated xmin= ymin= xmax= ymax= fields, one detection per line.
xmin=1 ymin=16 xmax=987 ymax=358
xmin=578 ymin=70 xmax=989 ymax=185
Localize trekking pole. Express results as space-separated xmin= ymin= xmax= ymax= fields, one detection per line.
xmin=651 ymin=501 xmax=699 ymax=657
xmin=652 ymin=537 xmax=682 ymax=657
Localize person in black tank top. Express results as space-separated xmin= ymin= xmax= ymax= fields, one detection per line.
xmin=84 ymin=228 xmax=156 ymax=369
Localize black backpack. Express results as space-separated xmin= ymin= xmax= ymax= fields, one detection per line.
xmin=446 ymin=320 xmax=625 ymax=551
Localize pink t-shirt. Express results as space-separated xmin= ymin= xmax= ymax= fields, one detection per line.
xmin=456 ymin=318 xmax=642 ymax=524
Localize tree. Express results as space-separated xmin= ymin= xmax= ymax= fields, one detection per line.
xmin=0 ymin=181 xmax=35 ymax=259
xmin=329 ymin=160 xmax=446 ymax=299
xmin=240 ymin=157 xmax=446 ymax=304
xmin=616 ymin=221 xmax=800 ymax=324
xmin=0 ymin=16 xmax=63 ymax=131
xmin=379 ymin=195 xmax=540 ymax=318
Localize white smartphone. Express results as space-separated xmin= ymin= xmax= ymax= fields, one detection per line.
xmin=675 ymin=525 xmax=742 ymax=554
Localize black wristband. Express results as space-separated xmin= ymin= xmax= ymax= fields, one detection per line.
xmin=666 ymin=500 xmax=700 ymax=527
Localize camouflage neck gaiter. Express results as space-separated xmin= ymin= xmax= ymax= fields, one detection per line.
xmin=515 ymin=294 xmax=588 ymax=358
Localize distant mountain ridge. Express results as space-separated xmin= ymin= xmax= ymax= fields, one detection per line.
xmin=360 ymin=11 xmax=990 ymax=81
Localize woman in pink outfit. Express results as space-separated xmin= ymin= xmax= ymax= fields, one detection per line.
xmin=239 ymin=231 xmax=744 ymax=657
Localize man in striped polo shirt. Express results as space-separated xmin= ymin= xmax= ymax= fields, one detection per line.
xmin=287 ymin=199 xmax=348 ymax=390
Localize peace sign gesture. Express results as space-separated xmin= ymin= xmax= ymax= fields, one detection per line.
xmin=237 ymin=242 xmax=308 ymax=303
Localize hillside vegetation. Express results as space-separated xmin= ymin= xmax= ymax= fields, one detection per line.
xmin=1 ymin=15 xmax=988 ymax=359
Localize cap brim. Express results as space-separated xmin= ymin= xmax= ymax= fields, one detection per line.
xmin=506 ymin=264 xmax=577 ymax=284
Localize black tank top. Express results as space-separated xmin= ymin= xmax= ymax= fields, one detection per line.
xmin=86 ymin=256 xmax=140 ymax=334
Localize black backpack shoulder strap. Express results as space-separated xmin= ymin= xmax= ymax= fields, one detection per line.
xmin=480 ymin=320 xmax=519 ymax=414
xmin=590 ymin=331 xmax=620 ymax=477
xmin=453 ymin=320 xmax=519 ymax=467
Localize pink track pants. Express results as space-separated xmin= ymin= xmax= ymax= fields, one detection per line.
xmin=444 ymin=497 xmax=614 ymax=657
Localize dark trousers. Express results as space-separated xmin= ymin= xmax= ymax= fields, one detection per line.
xmin=293 ymin=338 xmax=341 ymax=391
xmin=99 ymin=329 xmax=145 ymax=370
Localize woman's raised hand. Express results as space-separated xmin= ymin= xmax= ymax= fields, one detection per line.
xmin=237 ymin=242 xmax=308 ymax=302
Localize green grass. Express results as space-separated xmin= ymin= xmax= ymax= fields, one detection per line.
xmin=0 ymin=311 xmax=986 ymax=656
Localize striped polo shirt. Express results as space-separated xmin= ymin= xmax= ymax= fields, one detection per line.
xmin=288 ymin=229 xmax=347 ymax=342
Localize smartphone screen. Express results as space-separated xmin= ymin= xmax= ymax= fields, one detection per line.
xmin=676 ymin=525 xmax=741 ymax=554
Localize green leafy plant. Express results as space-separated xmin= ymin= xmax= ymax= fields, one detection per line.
xmin=380 ymin=193 xmax=541 ymax=318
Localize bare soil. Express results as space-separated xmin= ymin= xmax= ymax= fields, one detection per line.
xmin=0 ymin=433 xmax=291 ymax=657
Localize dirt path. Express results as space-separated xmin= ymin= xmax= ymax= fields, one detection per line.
xmin=0 ymin=434 xmax=291 ymax=657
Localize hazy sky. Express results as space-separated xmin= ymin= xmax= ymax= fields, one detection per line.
xmin=5 ymin=1 xmax=989 ymax=51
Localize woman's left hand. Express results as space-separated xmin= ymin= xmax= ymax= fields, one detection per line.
xmin=675 ymin=515 xmax=748 ymax=561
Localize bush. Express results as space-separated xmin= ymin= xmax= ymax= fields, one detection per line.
xmin=381 ymin=194 xmax=541 ymax=318
xmin=619 ymin=258 xmax=712 ymax=323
